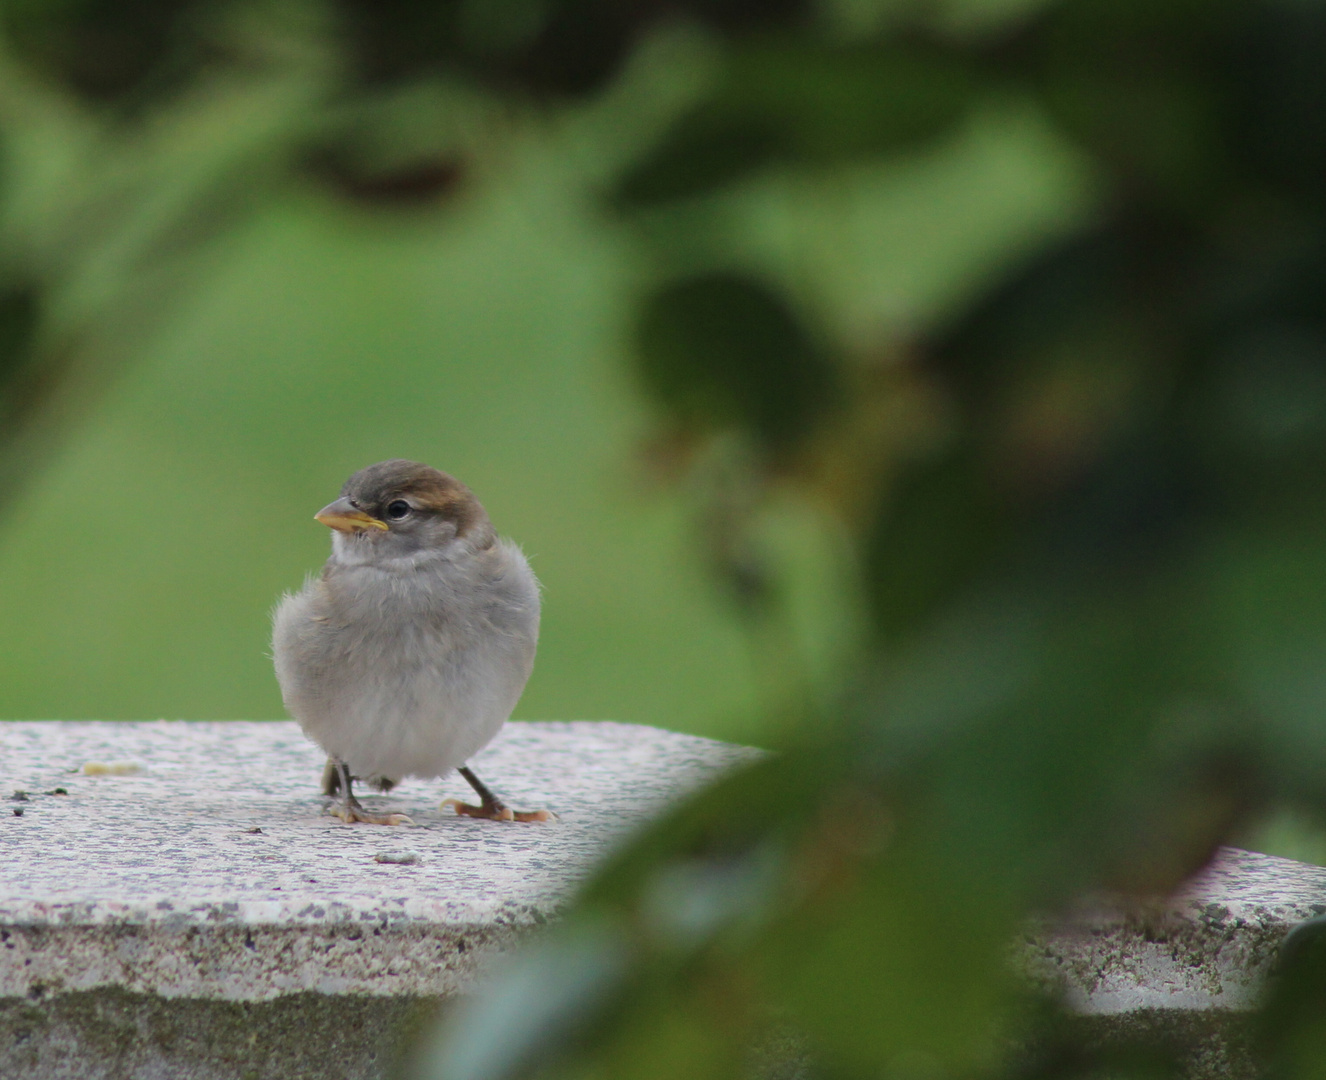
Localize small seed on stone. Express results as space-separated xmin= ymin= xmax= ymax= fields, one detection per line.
xmin=82 ymin=761 xmax=144 ymax=776
xmin=12 ymin=808 xmax=22 ymax=817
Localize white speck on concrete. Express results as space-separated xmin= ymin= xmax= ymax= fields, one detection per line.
xmin=375 ymin=851 xmax=423 ymax=865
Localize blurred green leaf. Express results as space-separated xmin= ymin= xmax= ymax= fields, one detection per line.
xmin=2 ymin=0 xmax=210 ymax=108
xmin=0 ymin=283 xmax=40 ymax=414
xmin=615 ymin=42 xmax=977 ymax=205
xmin=752 ymin=846 xmax=1017 ymax=1076
xmin=865 ymin=445 xmax=1013 ymax=641
xmin=413 ymin=916 xmax=633 ymax=1080
xmin=1259 ymin=915 xmax=1326 ymax=1078
xmin=1224 ymin=3 xmax=1326 ymax=209
xmin=635 ymin=272 xmax=838 ymax=454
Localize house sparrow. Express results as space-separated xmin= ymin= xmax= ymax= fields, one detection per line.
xmin=272 ymin=459 xmax=549 ymax=826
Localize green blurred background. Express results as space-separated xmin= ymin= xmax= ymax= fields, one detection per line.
xmin=0 ymin=81 xmax=1081 ymax=739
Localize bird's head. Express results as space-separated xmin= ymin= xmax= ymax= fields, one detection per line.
xmin=315 ymin=459 xmax=495 ymax=564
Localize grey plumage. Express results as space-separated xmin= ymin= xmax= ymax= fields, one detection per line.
xmin=272 ymin=461 xmax=539 ymax=812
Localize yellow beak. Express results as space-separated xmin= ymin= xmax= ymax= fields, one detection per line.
xmin=314 ymin=497 xmax=389 ymax=533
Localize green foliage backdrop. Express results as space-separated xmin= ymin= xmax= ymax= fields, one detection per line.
xmin=4 ymin=0 xmax=1326 ymax=1077
xmin=0 ymin=1 xmax=1080 ymax=739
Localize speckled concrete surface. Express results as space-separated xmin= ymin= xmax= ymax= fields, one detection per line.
xmin=2 ymin=723 xmax=1318 ymax=1080
xmin=0 ymin=720 xmax=760 ymax=1002
xmin=1030 ymin=848 xmax=1326 ymax=1016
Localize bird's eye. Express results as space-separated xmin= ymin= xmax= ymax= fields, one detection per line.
xmin=385 ymin=500 xmax=411 ymax=520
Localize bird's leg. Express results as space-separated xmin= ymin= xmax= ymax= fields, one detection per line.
xmin=326 ymin=759 xmax=413 ymax=826
xmin=442 ymin=765 xmax=553 ymax=823
xmin=324 ymin=760 xmax=397 ymax=794
xmin=321 ymin=758 xmax=341 ymax=796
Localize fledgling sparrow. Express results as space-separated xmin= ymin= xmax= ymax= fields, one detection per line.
xmin=272 ymin=459 xmax=549 ymax=825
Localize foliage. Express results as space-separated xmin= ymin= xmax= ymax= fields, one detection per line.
xmin=4 ymin=0 xmax=1326 ymax=1077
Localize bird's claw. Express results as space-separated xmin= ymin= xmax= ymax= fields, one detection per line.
xmin=441 ymin=798 xmax=554 ymax=823
xmin=328 ymin=804 xmax=414 ymax=826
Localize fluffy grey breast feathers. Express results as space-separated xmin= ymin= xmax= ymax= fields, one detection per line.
xmin=271 ymin=459 xmax=547 ymax=825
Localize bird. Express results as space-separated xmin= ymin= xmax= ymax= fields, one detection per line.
xmin=272 ymin=459 xmax=550 ymax=826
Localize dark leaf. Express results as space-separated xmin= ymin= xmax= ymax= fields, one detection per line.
xmin=0 ymin=284 xmax=43 ymax=434
xmin=616 ymin=42 xmax=977 ymax=206
xmin=634 ymin=272 xmax=838 ymax=454
xmin=3 ymin=0 xmax=209 ymax=108
xmin=1025 ymin=0 xmax=1246 ymax=209
xmin=1223 ymin=3 xmax=1326 ymax=208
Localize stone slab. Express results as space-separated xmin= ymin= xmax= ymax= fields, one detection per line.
xmin=1025 ymin=848 xmax=1326 ymax=1079
xmin=1030 ymin=848 xmax=1326 ymax=1016
xmin=0 ymin=720 xmax=759 ymax=1004
xmin=0 ymin=988 xmax=438 ymax=1080
xmin=4 ymin=721 xmax=1321 ymax=1080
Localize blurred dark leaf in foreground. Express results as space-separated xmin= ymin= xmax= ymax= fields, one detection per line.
xmin=635 ymin=272 xmax=838 ymax=456
xmin=3 ymin=0 xmax=211 ymax=108
xmin=416 ymin=0 xmax=1326 ymax=1075
xmin=336 ymin=0 xmax=814 ymax=99
xmin=300 ymin=144 xmax=466 ymax=205
xmin=615 ymin=42 xmax=977 ymax=206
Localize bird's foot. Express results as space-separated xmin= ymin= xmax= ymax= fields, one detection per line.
xmin=328 ymin=803 xmax=414 ymax=826
xmin=441 ymin=798 xmax=554 ymax=823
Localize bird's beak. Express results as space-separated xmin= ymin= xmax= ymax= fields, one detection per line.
xmin=315 ymin=497 xmax=389 ymax=533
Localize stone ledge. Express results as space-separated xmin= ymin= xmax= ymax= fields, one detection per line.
xmin=0 ymin=988 xmax=439 ymax=1080
xmin=1032 ymin=848 xmax=1326 ymax=1016
xmin=0 ymin=720 xmax=759 ymax=1005
xmin=1027 ymin=848 xmax=1326 ymax=1080
xmin=4 ymin=722 xmax=1321 ymax=1079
